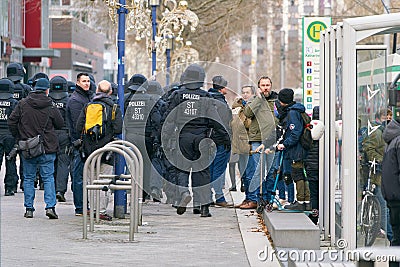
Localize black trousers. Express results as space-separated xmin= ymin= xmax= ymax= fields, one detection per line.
xmin=174 ymin=132 xmax=212 ymax=206
xmin=0 ymin=134 xmax=18 ymax=191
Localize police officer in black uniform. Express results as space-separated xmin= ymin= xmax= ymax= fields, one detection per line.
xmin=146 ymin=80 xmax=166 ymax=201
xmin=49 ymin=76 xmax=71 ymax=202
xmin=6 ymin=63 xmax=31 ymax=101
xmin=110 ymin=82 xmax=118 ymax=104
xmin=124 ymin=74 xmax=160 ymax=201
xmin=67 ymin=81 xmax=76 ymax=97
xmin=6 ymin=63 xmax=32 ymax=192
xmin=27 ymin=73 xmax=49 ymax=87
xmin=160 ymin=82 xmax=180 ymax=204
xmin=163 ymin=64 xmax=220 ymax=217
xmin=0 ymin=78 xmax=18 ymax=196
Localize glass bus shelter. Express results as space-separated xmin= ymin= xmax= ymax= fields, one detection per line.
xmin=319 ymin=13 xmax=400 ymax=250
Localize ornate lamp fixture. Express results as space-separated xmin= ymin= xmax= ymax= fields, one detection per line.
xmin=155 ymin=0 xmax=199 ymax=57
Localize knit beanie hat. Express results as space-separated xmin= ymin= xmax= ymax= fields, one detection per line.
xmin=278 ymin=88 xmax=294 ymax=104
xmin=212 ymin=75 xmax=228 ymax=90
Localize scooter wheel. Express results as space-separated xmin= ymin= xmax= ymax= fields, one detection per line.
xmin=256 ymin=204 xmax=264 ymax=214
xmin=266 ymin=204 xmax=273 ymax=212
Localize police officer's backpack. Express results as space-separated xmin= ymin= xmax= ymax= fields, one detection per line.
xmin=83 ymin=102 xmax=117 ymax=142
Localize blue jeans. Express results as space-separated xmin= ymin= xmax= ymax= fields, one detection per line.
xmin=375 ymin=185 xmax=393 ymax=240
xmin=263 ymin=151 xmax=285 ymax=200
xmin=283 ymin=159 xmax=295 ymax=203
xmin=72 ymin=148 xmax=84 ymax=213
xmin=210 ymin=145 xmax=231 ymax=203
xmin=22 ymin=153 xmax=57 ymax=211
xmin=246 ymin=142 xmax=268 ymax=202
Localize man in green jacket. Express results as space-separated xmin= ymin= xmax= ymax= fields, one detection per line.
xmin=241 ymin=77 xmax=276 ymax=209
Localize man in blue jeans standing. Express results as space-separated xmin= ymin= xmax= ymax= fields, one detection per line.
xmin=208 ymin=76 xmax=233 ymax=207
xmin=8 ymin=78 xmax=64 ymax=219
xmin=66 ymin=73 xmax=93 ymax=215
xmin=242 ymin=77 xmax=276 ymax=209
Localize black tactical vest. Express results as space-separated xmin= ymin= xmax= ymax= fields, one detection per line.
xmin=124 ymin=92 xmax=157 ymax=133
xmin=0 ymin=96 xmax=17 ymax=133
xmin=49 ymin=91 xmax=69 ymax=129
xmin=13 ymin=82 xmax=31 ymax=101
xmin=175 ymin=88 xmax=209 ymax=129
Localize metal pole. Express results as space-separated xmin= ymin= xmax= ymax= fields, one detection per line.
xmin=166 ymin=37 xmax=172 ymax=86
xmin=280 ymin=29 xmax=285 ymax=89
xmin=166 ymin=47 xmax=171 ymax=85
xmin=114 ymin=0 xmax=128 ymax=219
xmin=151 ymin=3 xmax=158 ymax=77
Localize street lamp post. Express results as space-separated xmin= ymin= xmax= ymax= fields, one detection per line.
xmin=115 ymin=0 xmax=128 ymax=219
xmin=165 ymin=37 xmax=173 ymax=85
xmin=150 ymin=0 xmax=160 ymax=76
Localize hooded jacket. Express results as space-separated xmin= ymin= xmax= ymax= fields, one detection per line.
xmin=282 ymin=102 xmax=307 ymax=161
xmin=8 ymin=91 xmax=64 ymax=154
xmin=382 ymin=119 xmax=400 ymax=202
xmin=208 ymin=87 xmax=232 ymax=146
xmin=66 ymin=85 xmax=93 ymax=141
xmin=305 ymin=106 xmax=320 ymax=177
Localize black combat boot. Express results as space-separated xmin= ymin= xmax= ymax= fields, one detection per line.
xmin=176 ymin=191 xmax=192 ymax=215
xmin=200 ymin=204 xmax=212 ymax=217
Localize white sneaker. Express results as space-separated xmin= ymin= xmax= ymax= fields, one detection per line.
xmin=273 ymin=199 xmax=287 ymax=209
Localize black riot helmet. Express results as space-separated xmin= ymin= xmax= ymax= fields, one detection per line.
xmin=28 ymin=72 xmax=49 ymax=86
xmin=6 ymin=62 xmax=25 ymax=82
xmin=50 ymin=76 xmax=68 ymax=92
xmin=88 ymin=74 xmax=96 ymax=93
xmin=0 ymin=78 xmax=15 ymax=95
xmin=127 ymin=74 xmax=147 ymax=92
xmin=147 ymin=80 xmax=163 ymax=96
xmin=180 ymin=64 xmax=205 ymax=89
xmin=67 ymin=81 xmax=76 ymax=94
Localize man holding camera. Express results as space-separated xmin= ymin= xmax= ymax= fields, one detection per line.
xmin=66 ymin=73 xmax=93 ymax=216
xmin=8 ymin=78 xmax=64 ymax=219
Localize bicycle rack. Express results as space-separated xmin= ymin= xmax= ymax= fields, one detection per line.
xmin=82 ymin=141 xmax=142 ymax=241
xmin=107 ymin=140 xmax=144 ymax=230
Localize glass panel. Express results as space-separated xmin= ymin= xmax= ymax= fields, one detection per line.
xmin=356 ymin=49 xmax=389 ymax=248
xmin=335 ymin=51 xmax=343 ymax=242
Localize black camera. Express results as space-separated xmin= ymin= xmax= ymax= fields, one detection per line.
xmin=72 ymin=139 xmax=83 ymax=148
xmin=6 ymin=145 xmax=19 ymax=160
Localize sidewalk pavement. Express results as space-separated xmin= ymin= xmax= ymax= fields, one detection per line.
xmin=0 ymin=169 xmax=279 ymax=266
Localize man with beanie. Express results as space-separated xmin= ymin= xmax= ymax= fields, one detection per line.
xmin=66 ymin=73 xmax=93 ymax=216
xmin=208 ymin=75 xmax=233 ymax=207
xmin=276 ymin=88 xmax=311 ymax=211
xmin=242 ymin=76 xmax=276 ymax=209
xmin=8 ymin=78 xmax=64 ymax=219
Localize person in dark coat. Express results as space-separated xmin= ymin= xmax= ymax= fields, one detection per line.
xmin=75 ymin=80 xmax=123 ymax=220
xmin=276 ymin=88 xmax=311 ymax=211
xmin=8 ymin=78 xmax=64 ymax=219
xmin=382 ymin=117 xmax=400 ymax=248
xmin=305 ymin=106 xmax=320 ymax=224
xmin=208 ymin=75 xmax=233 ymax=207
xmin=76 ymin=80 xmax=123 ymax=157
xmin=66 ymin=72 xmax=93 ymax=216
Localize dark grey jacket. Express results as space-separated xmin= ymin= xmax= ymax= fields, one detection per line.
xmin=8 ymin=91 xmax=64 ymax=154
xmin=382 ymin=119 xmax=400 ymax=202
